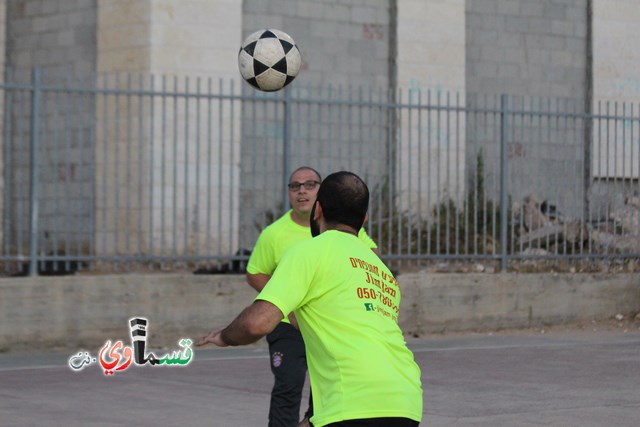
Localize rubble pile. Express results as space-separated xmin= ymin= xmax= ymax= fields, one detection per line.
xmin=516 ymin=195 xmax=640 ymax=255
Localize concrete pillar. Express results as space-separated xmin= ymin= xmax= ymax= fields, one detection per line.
xmin=95 ymin=0 xmax=243 ymax=259
xmin=593 ymin=0 xmax=640 ymax=182
xmin=0 ymin=0 xmax=5 ymax=247
xmin=396 ymin=0 xmax=466 ymax=215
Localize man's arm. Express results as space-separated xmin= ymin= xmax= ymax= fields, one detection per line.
xmin=246 ymin=273 xmax=271 ymax=292
xmin=246 ymin=272 xmax=300 ymax=328
xmin=196 ymin=300 xmax=284 ymax=347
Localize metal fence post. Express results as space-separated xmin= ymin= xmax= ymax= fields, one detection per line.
xmin=499 ymin=94 xmax=509 ymax=272
xmin=29 ymin=69 xmax=41 ymax=276
xmin=282 ymin=87 xmax=292 ymax=214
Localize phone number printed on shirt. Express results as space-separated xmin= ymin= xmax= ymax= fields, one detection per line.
xmin=356 ymin=287 xmax=398 ymax=313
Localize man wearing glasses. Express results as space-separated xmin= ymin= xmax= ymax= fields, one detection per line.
xmin=245 ymin=166 xmax=377 ymax=427
xmin=199 ymin=171 xmax=421 ymax=427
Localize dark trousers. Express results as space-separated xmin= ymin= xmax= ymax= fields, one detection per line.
xmin=266 ymin=322 xmax=312 ymax=427
xmin=323 ymin=418 xmax=419 ymax=427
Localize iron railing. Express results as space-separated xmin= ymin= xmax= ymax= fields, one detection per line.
xmin=1 ymin=69 xmax=638 ymax=275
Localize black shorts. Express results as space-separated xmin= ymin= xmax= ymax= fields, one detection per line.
xmin=320 ymin=417 xmax=419 ymax=427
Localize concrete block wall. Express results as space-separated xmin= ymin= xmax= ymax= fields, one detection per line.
xmin=6 ymin=0 xmax=97 ymax=76
xmin=0 ymin=272 xmax=638 ymax=352
xmin=466 ymin=0 xmax=588 ymax=100
xmin=465 ymin=0 xmax=589 ymax=218
xmin=0 ymin=0 xmax=5 ymax=72
xmin=0 ymin=1 xmax=245 ymax=259
xmin=2 ymin=0 xmax=639 ymax=259
xmin=4 ymin=0 xmax=97 ymax=256
xmin=240 ymin=0 xmax=393 ymax=244
xmin=243 ymin=0 xmax=391 ymax=88
xmin=0 ymin=0 xmax=5 ymax=248
xmin=399 ymin=272 xmax=639 ymax=334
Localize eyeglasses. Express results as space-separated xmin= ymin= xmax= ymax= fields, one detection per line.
xmin=288 ymin=180 xmax=320 ymax=191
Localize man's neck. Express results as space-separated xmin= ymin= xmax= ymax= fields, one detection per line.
xmin=290 ymin=210 xmax=310 ymax=228
xmin=327 ymin=224 xmax=358 ymax=237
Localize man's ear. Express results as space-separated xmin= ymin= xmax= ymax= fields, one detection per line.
xmin=313 ymin=201 xmax=323 ymax=220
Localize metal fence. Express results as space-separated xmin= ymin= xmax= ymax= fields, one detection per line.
xmin=1 ymin=69 xmax=638 ymax=275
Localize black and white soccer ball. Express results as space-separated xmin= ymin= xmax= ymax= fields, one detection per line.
xmin=238 ymin=29 xmax=302 ymax=92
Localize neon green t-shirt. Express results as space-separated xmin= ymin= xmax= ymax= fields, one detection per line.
xmin=247 ymin=209 xmax=377 ymax=277
xmin=256 ymin=230 xmax=423 ymax=426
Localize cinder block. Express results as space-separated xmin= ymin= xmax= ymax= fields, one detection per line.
xmin=476 ymin=61 xmax=499 ymax=78
xmin=527 ymin=17 xmax=553 ymax=35
xmin=243 ymin=0 xmax=269 ymax=14
xmin=41 ymin=0 xmax=59 ymax=15
xmin=468 ymin=0 xmax=498 ymax=14
xmin=350 ymin=6 xmax=378 ymax=24
xmin=551 ymin=19 xmax=574 ymax=37
xmin=501 ymin=64 xmax=522 ymax=79
xmin=541 ymin=34 xmax=565 ymax=50
xmin=542 ymin=2 xmax=567 ymax=20
xmin=482 ymin=13 xmax=505 ymax=30
xmin=24 ymin=0 xmax=43 ymax=17
xmin=66 ymin=10 xmax=94 ymax=28
xmin=268 ymin=0 xmax=296 ymax=16
xmin=57 ymin=29 xmax=75 ymax=47
xmin=481 ymin=45 xmax=505 ymax=62
xmin=521 ymin=1 xmax=543 ymax=17
xmin=499 ymin=0 xmax=521 ymax=15
xmin=504 ymin=47 xmax=526 ymax=64
xmin=504 ymin=15 xmax=529 ymax=33
xmin=297 ymin=0 xmax=325 ymax=19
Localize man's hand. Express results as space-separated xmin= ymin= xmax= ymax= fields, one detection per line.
xmin=196 ymin=328 xmax=228 ymax=347
xmin=196 ymin=301 xmax=284 ymax=348
xmin=297 ymin=416 xmax=311 ymax=427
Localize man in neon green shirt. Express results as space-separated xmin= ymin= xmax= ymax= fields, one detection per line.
xmin=198 ymin=171 xmax=423 ymax=427
xmin=246 ymin=166 xmax=377 ymax=427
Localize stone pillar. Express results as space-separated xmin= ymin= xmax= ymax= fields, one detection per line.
xmin=396 ymin=0 xmax=466 ymax=215
xmin=95 ymin=0 xmax=243 ymax=260
xmin=0 ymin=0 xmax=5 ymax=246
xmin=593 ymin=0 xmax=640 ymax=181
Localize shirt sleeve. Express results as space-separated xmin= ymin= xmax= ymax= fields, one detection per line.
xmin=246 ymin=228 xmax=277 ymax=275
xmin=358 ymin=228 xmax=378 ymax=249
xmin=255 ymin=242 xmax=313 ymax=317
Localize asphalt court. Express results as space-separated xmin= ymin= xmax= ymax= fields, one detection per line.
xmin=1 ymin=330 xmax=639 ymax=426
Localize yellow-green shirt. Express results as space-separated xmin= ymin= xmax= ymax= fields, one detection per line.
xmin=256 ymin=230 xmax=422 ymax=426
xmin=247 ymin=209 xmax=377 ymax=277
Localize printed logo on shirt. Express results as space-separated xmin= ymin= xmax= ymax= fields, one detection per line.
xmin=364 ymin=303 xmax=374 ymax=311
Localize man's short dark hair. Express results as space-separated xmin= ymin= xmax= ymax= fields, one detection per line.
xmin=289 ymin=166 xmax=322 ymax=183
xmin=316 ymin=171 xmax=369 ymax=231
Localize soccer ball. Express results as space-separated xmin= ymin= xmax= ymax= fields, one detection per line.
xmin=238 ymin=29 xmax=302 ymax=92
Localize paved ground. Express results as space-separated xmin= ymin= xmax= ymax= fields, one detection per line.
xmin=1 ymin=329 xmax=639 ymax=426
